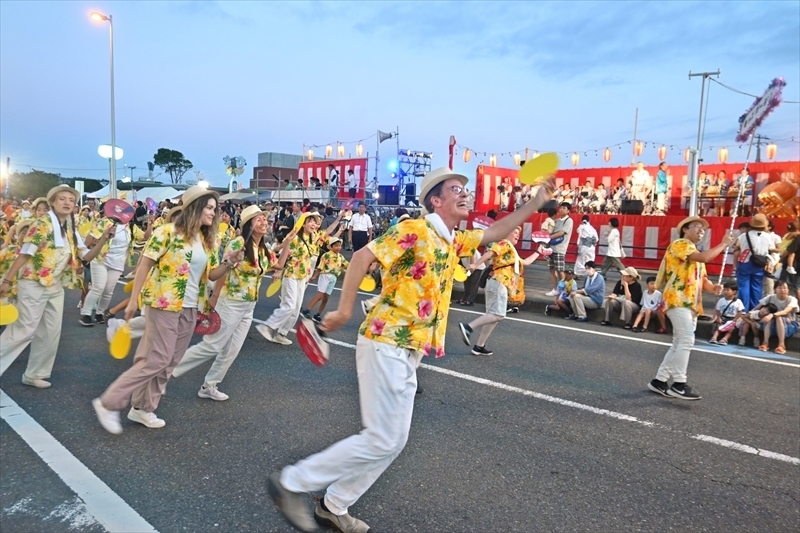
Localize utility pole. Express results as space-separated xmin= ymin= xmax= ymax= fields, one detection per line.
xmin=687 ymin=69 xmax=720 ymax=216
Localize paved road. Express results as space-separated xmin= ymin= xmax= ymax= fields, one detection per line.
xmin=1 ymin=283 xmax=798 ymax=533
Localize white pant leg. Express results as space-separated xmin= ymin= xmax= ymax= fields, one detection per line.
xmin=25 ymin=283 xmax=65 ymax=380
xmin=96 ymin=268 xmax=122 ymax=313
xmin=656 ymin=307 xmax=697 ymax=383
xmin=281 ymin=336 xmax=417 ymax=516
xmin=81 ymin=262 xmax=109 ymax=315
xmin=204 ymin=300 xmax=254 ymax=386
xmin=129 ymin=312 xmax=146 ymax=339
xmin=266 ymin=277 xmax=308 ymax=335
xmin=0 ymin=280 xmax=55 ymax=377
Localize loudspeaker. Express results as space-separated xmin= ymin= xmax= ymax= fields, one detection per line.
xmin=404 ymin=183 xmax=417 ymax=205
xmin=378 ymin=130 xmax=394 ymax=143
xmin=538 ymin=199 xmax=558 ymax=213
xmin=621 ymin=199 xmax=644 ymax=215
xmin=378 ymin=185 xmax=399 ymax=206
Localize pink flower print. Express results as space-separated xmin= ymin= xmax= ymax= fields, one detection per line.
xmin=435 ymin=346 xmax=445 ymax=358
xmin=456 ymin=243 xmax=464 ymax=256
xmin=409 ymin=261 xmax=427 ymax=280
xmin=177 ymin=263 xmax=190 ymax=276
xmin=422 ymin=343 xmax=431 ymax=356
xmin=38 ymin=267 xmax=51 ymax=278
xmin=22 ymin=267 xmax=32 ymax=277
xmin=397 ymin=233 xmax=418 ymax=250
xmin=370 ymin=318 xmax=386 ymax=336
xmin=156 ymin=296 xmax=170 ymax=308
xmin=418 ymin=299 xmax=433 ymax=318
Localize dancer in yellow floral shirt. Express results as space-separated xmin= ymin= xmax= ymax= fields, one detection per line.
xmin=172 ymin=205 xmax=276 ymax=401
xmin=0 ymin=185 xmax=114 ymax=388
xmin=267 ymin=167 xmax=556 ymax=533
xmin=93 ymin=185 xmax=230 ymax=434
xmin=0 ymin=218 xmax=35 ymax=301
xmin=648 ymin=216 xmax=733 ymax=401
xmin=458 ymin=227 xmax=539 ymax=355
xmin=302 ymin=237 xmax=349 ymax=322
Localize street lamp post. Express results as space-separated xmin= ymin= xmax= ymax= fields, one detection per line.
xmin=91 ymin=11 xmax=117 ymax=199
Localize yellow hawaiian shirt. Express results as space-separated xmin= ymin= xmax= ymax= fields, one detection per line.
xmin=316 ymin=251 xmax=349 ymax=277
xmin=152 ymin=217 xmax=165 ymax=229
xmin=0 ymin=243 xmax=21 ymax=300
xmin=220 ymin=236 xmax=274 ymax=302
xmin=140 ymin=223 xmax=218 ymax=312
xmin=88 ymin=218 xmax=143 ymax=268
xmin=359 ymin=220 xmax=483 ymax=357
xmin=218 ymin=225 xmax=236 ymax=251
xmin=489 ymin=240 xmax=526 ymax=304
xmin=284 ymin=231 xmax=331 ymax=280
xmin=657 ymin=238 xmax=706 ymax=314
xmin=19 ymin=216 xmax=84 ymax=290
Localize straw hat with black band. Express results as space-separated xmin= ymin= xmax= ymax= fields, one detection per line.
xmin=676 ymin=216 xmax=709 ymax=236
xmin=240 ymin=205 xmax=265 ymax=227
xmin=419 ymin=167 xmax=469 ymax=215
xmin=748 ymin=213 xmax=768 ymax=230
xmin=46 ymin=184 xmax=81 ymax=205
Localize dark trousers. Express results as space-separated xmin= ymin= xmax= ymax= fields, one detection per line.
xmin=462 ymin=268 xmax=490 ymax=303
xmin=349 ymin=188 xmax=357 ymax=198
xmin=352 ymin=231 xmax=369 ymax=252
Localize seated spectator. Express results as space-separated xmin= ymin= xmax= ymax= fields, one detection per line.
xmin=567 ymin=261 xmax=604 ymax=322
xmin=600 ymin=267 xmax=643 ymax=328
xmin=545 ymin=267 xmax=577 ymax=317
xmin=738 ymin=303 xmax=778 ymax=348
xmin=709 ymin=282 xmax=744 ymax=345
xmin=749 ymin=281 xmax=798 ymax=354
xmin=631 ymin=276 xmax=667 ymax=333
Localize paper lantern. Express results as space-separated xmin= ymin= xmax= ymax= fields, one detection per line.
xmin=356 ymin=143 xmax=363 ymax=157
xmin=532 ymin=151 xmax=540 ymax=159
xmin=571 ymin=152 xmax=580 ymax=167
xmin=325 ymin=145 xmax=332 ymax=158
xmin=603 ymin=148 xmax=611 ymax=162
xmin=463 ymin=149 xmax=471 ymax=163
xmin=337 ymin=144 xmax=345 ymax=158
xmin=718 ymin=147 xmax=728 ymax=164
xmin=307 ymin=149 xmax=314 ymax=161
xmin=766 ymin=143 xmax=777 ymax=160
xmin=684 ymin=148 xmax=691 ymax=163
xmin=489 ymin=154 xmax=497 ymax=167
xmin=634 ymin=141 xmax=643 ymax=156
xmin=658 ymin=145 xmax=667 ymax=161
xmin=513 ymin=153 xmax=521 ymax=166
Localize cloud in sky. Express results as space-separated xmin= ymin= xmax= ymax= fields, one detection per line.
xmin=0 ymin=0 xmax=797 ymax=188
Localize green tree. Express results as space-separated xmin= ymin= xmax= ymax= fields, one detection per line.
xmin=6 ymin=169 xmax=61 ymax=200
xmin=62 ymin=177 xmax=105 ymax=193
xmin=153 ymin=148 xmax=193 ymax=184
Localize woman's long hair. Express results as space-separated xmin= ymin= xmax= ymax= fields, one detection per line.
xmin=175 ymin=194 xmax=218 ymax=250
xmin=240 ymin=218 xmax=268 ymax=269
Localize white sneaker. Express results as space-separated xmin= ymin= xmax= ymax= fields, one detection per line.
xmin=255 ymin=324 xmax=275 ymax=341
xmin=198 ymin=385 xmax=229 ymax=401
xmin=21 ymin=376 xmax=51 ymax=389
xmin=127 ymin=407 xmax=166 ymax=428
xmin=544 ymin=289 xmax=559 ymax=297
xmin=92 ymin=398 xmax=122 ymax=435
xmin=106 ymin=318 xmax=123 ymax=343
xmin=272 ymin=333 xmax=293 ymax=346
xmin=787 ymin=266 xmax=797 ymax=275
xmin=361 ymin=300 xmax=369 ymax=317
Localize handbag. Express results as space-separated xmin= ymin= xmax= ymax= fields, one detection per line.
xmin=549 ymin=236 xmax=564 ymax=246
xmin=745 ymin=232 xmax=769 ymax=268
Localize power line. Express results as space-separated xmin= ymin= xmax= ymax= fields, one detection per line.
xmin=710 ymin=77 xmax=799 ymax=104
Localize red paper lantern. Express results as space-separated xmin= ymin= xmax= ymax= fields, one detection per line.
xmin=571 ymin=152 xmax=580 ymax=167
xmin=684 ymin=148 xmax=691 ymax=163
xmin=463 ymin=149 xmax=471 ymax=163
xmin=634 ymin=141 xmax=643 ymax=156
xmin=658 ymin=145 xmax=667 ymax=161
xmin=603 ymin=148 xmax=611 ymax=162
xmin=718 ymin=147 xmax=728 ymax=164
xmin=766 ymin=143 xmax=777 ymax=160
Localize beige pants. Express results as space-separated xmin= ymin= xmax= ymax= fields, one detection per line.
xmin=603 ymin=298 xmax=641 ymax=323
xmin=100 ymin=306 xmax=197 ymax=412
xmin=569 ymin=293 xmax=600 ymax=318
xmin=0 ymin=280 xmax=64 ymax=380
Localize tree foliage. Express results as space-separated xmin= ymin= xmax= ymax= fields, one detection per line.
xmin=5 ymin=169 xmax=61 ymax=200
xmin=153 ymin=148 xmax=194 ymax=184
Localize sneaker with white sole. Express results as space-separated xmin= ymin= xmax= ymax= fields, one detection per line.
xmin=256 ymin=324 xmax=275 ymax=342
xmin=267 ymin=472 xmax=316 ymax=533
xmin=458 ymin=322 xmax=472 ymax=346
xmin=79 ymin=315 xmax=94 ymax=327
xmin=92 ymin=398 xmax=122 ymax=434
xmin=315 ymin=499 xmax=370 ymax=533
xmin=21 ymin=376 xmax=51 ymax=389
xmin=647 ymin=379 xmax=670 ymax=398
xmin=787 ymin=266 xmax=797 ymax=275
xmin=471 ymin=345 xmax=493 ymax=356
xmin=198 ymin=385 xmax=229 ymax=401
xmin=272 ymin=333 xmax=293 ymax=346
xmin=360 ymin=300 xmax=369 ymax=316
xmin=106 ymin=318 xmax=124 ymax=343
xmin=544 ymin=289 xmax=559 ymax=297
xmin=127 ymin=407 xmax=166 ymax=428
xmin=666 ymin=382 xmax=702 ymax=401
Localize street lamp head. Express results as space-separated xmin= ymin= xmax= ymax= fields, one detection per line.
xmin=90 ymin=12 xmax=110 ymax=22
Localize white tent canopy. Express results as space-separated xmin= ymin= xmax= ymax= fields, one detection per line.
xmin=86 ymin=186 xmax=182 ymax=203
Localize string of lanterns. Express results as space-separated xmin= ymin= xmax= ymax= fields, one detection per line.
xmin=304 ymin=133 xmax=378 ymax=161
xmin=456 ymin=138 xmax=779 ymax=167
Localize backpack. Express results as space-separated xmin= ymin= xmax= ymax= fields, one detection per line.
xmin=745 ymin=232 xmax=769 ymax=268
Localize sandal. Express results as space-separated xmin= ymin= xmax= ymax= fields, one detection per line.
xmin=656 ymin=328 xmax=667 ymax=334
xmin=631 ymin=327 xmax=640 ymax=333
xmin=600 ymin=321 xmax=612 ymax=326
xmin=775 ymin=346 xmax=786 ymax=355
xmin=623 ymin=323 xmax=633 ymax=330
xmin=718 ymin=339 xmax=728 ymax=346
xmin=709 ymin=339 xmax=718 ymax=344
xmin=758 ymin=344 xmax=768 ymax=352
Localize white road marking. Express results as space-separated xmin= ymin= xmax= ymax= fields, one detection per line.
xmin=0 ymin=390 xmax=159 ymax=533
xmin=266 ymin=327 xmax=800 ymax=466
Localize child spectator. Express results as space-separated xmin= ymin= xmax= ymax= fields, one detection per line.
xmin=544 ymin=267 xmax=576 ymax=317
xmin=631 ymin=276 xmax=667 ymax=333
xmin=302 ymin=238 xmax=349 ymax=322
xmin=738 ymin=303 xmax=779 ymax=348
xmin=709 ymin=281 xmax=744 ymax=345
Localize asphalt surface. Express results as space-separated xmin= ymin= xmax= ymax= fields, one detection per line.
xmin=1 ymin=278 xmax=799 ymax=533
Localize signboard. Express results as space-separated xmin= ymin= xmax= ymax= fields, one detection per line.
xmin=74 ymin=180 xmax=84 ymax=205
xmin=736 ymin=77 xmax=787 ymax=143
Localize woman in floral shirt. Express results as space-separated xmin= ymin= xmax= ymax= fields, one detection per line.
xmin=93 ymin=185 xmax=231 ymax=434
xmin=0 ymin=185 xmax=113 ymax=389
xmin=258 ymin=210 xmax=342 ymax=346
xmin=458 ymin=227 xmax=539 ymax=355
xmin=648 ymin=216 xmax=733 ymax=401
xmin=172 ymin=205 xmax=275 ymax=401
xmin=0 ymin=218 xmax=35 ymax=302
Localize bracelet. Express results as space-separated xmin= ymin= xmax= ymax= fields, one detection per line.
xmin=0 ymin=279 xmax=8 ymax=284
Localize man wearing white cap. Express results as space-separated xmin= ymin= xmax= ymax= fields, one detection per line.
xmin=266 ymin=167 xmax=556 ymax=532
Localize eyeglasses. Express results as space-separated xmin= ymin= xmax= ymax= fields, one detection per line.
xmin=447 ymin=185 xmax=465 ymax=195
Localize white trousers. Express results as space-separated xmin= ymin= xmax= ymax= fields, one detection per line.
xmin=574 ymin=246 xmax=596 ymax=276
xmin=655 ymin=307 xmax=697 ymax=383
xmin=0 ymin=280 xmax=64 ymax=380
xmin=172 ymin=297 xmax=255 ymax=387
xmin=266 ymin=276 xmax=309 ymax=336
xmin=281 ymin=336 xmax=418 ymax=516
xmin=81 ymin=262 xmax=122 ymax=316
